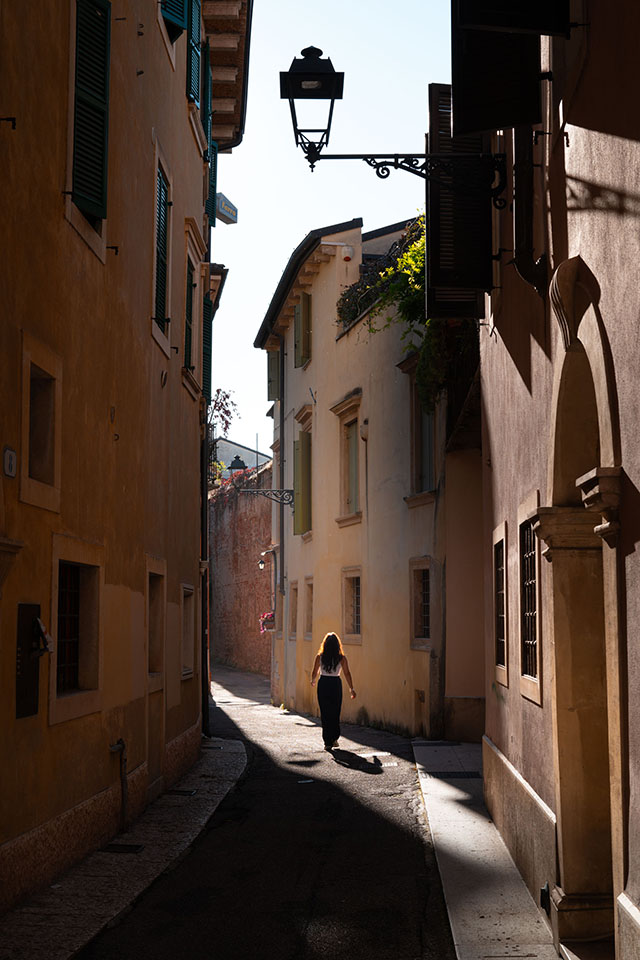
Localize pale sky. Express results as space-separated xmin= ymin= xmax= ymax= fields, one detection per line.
xmin=210 ymin=0 xmax=451 ymax=456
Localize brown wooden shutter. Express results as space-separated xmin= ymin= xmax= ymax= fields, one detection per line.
xmin=457 ymin=0 xmax=570 ymax=37
xmin=451 ymin=0 xmax=541 ymax=137
xmin=426 ymin=83 xmax=490 ymax=319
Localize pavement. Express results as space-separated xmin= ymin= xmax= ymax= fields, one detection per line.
xmin=0 ymin=666 xmax=557 ymax=960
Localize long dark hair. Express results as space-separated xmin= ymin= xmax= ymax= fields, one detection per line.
xmin=319 ymin=632 xmax=344 ymax=672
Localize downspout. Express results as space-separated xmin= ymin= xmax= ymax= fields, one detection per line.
xmin=200 ymin=430 xmax=211 ymax=736
xmin=278 ymin=334 xmax=285 ymax=597
xmin=512 ymin=125 xmax=548 ymax=297
xmin=109 ymin=738 xmax=128 ymax=833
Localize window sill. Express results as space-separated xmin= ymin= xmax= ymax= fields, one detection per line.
xmin=148 ymin=672 xmax=164 ymax=694
xmin=335 ymin=511 xmax=362 ymax=528
xmin=343 ymin=634 xmax=362 ymax=645
xmin=152 ymin=319 xmax=171 ymax=358
xmin=411 ymin=639 xmax=431 ymax=652
xmin=181 ymin=669 xmax=194 ymax=681
xmin=495 ymin=664 xmax=508 ymax=688
xmin=20 ymin=475 xmax=60 ymax=514
xmin=304 ymin=633 xmax=312 ymax=642
xmin=49 ymin=688 xmax=101 ymax=725
xmin=65 ymin=198 xmax=107 ymax=263
xmin=182 ymin=367 xmax=201 ymax=401
xmin=404 ymin=490 xmax=435 ymax=509
xmin=288 ymin=634 xmax=297 ymax=643
xmin=520 ymin=674 xmax=541 ymax=705
xmin=188 ymin=102 xmax=208 ymax=158
xmin=301 ymin=530 xmax=313 ymax=543
xmin=156 ymin=7 xmax=177 ymax=70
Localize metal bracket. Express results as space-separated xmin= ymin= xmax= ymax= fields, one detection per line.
xmin=239 ymin=488 xmax=294 ymax=507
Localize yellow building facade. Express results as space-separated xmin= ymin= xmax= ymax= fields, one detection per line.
xmin=255 ymin=218 xmax=484 ymax=740
xmin=0 ymin=0 xmax=251 ymax=910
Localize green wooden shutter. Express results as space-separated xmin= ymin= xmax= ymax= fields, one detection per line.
xmin=186 ymin=0 xmax=201 ymax=106
xmin=347 ymin=421 xmax=359 ymax=513
xmin=202 ymin=293 xmax=213 ymax=402
xmin=72 ymin=0 xmax=111 ymax=220
xmin=155 ymin=167 xmax=169 ymax=333
xmin=206 ymin=140 xmax=218 ymax=224
xmin=294 ymin=303 xmax=302 ymax=367
xmin=201 ymin=39 xmax=212 ymax=152
xmin=301 ymin=431 xmax=312 ymax=533
xmin=185 ymin=259 xmax=194 ymax=369
xmin=301 ymin=292 xmax=311 ymax=364
xmin=161 ymin=0 xmax=187 ymax=41
xmin=293 ymin=439 xmax=302 ymax=535
xmin=267 ymin=351 xmax=280 ymax=401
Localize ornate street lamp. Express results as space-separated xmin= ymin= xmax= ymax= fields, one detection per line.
xmin=227 ymin=456 xmax=294 ymax=507
xmin=280 ymin=46 xmax=507 ymax=204
xmin=280 ymin=46 xmax=344 ymax=170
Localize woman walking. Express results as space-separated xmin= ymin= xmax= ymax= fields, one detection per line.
xmin=310 ymin=632 xmax=356 ymax=751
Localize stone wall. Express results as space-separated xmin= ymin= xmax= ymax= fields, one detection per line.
xmin=209 ymin=463 xmax=273 ymax=678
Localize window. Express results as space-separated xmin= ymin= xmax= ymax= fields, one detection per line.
xmin=342 ymin=568 xmax=362 ymax=643
xmin=184 ymin=258 xmax=195 ymax=370
xmin=294 ymin=292 xmax=312 ymax=367
xmin=293 ymin=431 xmax=312 ymax=535
xmin=181 ymin=584 xmax=195 ymax=676
xmin=410 ymin=557 xmax=432 ymax=650
xmin=56 ymin=561 xmax=100 ymax=695
xmin=160 ymin=0 xmax=187 ymax=43
xmin=21 ymin=334 xmax=62 ymax=513
xmin=267 ymin=350 xmax=280 ymax=401
xmin=186 ymin=0 xmax=201 ymax=106
xmin=206 ymin=140 xmax=218 ymax=227
xmin=155 ymin=165 xmax=170 ymax=335
xmin=494 ymin=535 xmax=506 ymax=673
xmin=202 ymin=293 xmax=213 ymax=402
xmin=331 ymin=391 xmax=363 ymax=524
xmin=148 ymin=572 xmax=165 ymax=677
xmin=289 ymin=582 xmax=298 ymax=640
xmin=72 ymin=0 xmax=111 ymax=223
xmin=304 ymin=579 xmax=313 ymax=641
xmin=520 ymin=518 xmax=537 ymax=679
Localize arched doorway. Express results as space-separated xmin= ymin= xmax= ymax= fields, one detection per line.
xmin=534 ymin=259 xmax=624 ymax=947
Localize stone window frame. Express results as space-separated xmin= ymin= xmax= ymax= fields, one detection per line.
xmin=409 ymin=556 xmax=432 ymax=652
xmin=493 ymin=521 xmax=508 ymax=688
xmin=49 ymin=534 xmax=104 ymax=726
xmin=518 ymin=490 xmax=542 ymax=705
xmin=180 ymin=582 xmax=196 ymax=678
xmin=146 ymin=555 xmax=166 ymax=693
xmin=330 ymin=391 xmax=363 ymax=527
xmin=181 ymin=220 xmax=207 ymax=400
xmin=398 ymin=354 xmax=437 ymax=508
xmin=341 ymin=566 xmax=362 ymax=645
xmin=288 ymin=580 xmax=298 ymax=641
xmin=20 ymin=333 xmax=63 ymax=514
xmin=304 ymin=577 xmax=313 ymax=642
xmin=151 ymin=136 xmax=173 ymax=358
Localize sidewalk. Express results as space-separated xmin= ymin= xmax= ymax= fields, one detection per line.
xmin=413 ymin=739 xmax=557 ymax=960
xmin=0 ymin=670 xmax=557 ymax=960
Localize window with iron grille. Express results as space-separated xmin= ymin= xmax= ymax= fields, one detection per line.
xmin=57 ymin=562 xmax=80 ymax=693
xmin=420 ymin=568 xmax=430 ymax=639
xmin=495 ymin=539 xmax=506 ymax=668
xmin=520 ymin=520 xmax=537 ymax=678
xmin=410 ymin=560 xmax=431 ymax=649
xmin=342 ymin=571 xmax=362 ymax=640
xmin=155 ymin=166 xmax=169 ymax=333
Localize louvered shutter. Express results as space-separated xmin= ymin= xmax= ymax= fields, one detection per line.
xmin=185 ymin=260 xmax=194 ymax=369
xmin=300 ymin=431 xmax=312 ymax=533
xmin=267 ymin=351 xmax=280 ymax=401
xmin=72 ymin=0 xmax=111 ymax=220
xmin=301 ymin=292 xmax=311 ymax=364
xmin=347 ymin=422 xmax=359 ymax=514
xmin=426 ymin=83 xmax=489 ymax=319
xmin=206 ymin=140 xmax=218 ymax=224
xmin=202 ymin=294 xmax=213 ymax=402
xmin=451 ymin=0 xmax=541 ymax=136
xmin=186 ymin=0 xmax=201 ymax=106
xmin=293 ymin=439 xmax=302 ymax=535
xmin=161 ymin=0 xmax=187 ymax=41
xmin=201 ymin=39 xmax=212 ymax=153
xmin=457 ymin=0 xmax=570 ymax=36
xmin=155 ymin=168 xmax=169 ymax=333
xmin=294 ymin=303 xmax=302 ymax=367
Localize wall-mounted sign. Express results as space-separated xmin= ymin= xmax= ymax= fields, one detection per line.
xmin=3 ymin=446 xmax=17 ymax=478
xmin=216 ymin=193 xmax=238 ymax=225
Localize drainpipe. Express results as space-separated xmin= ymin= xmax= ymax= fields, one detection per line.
xmin=278 ymin=334 xmax=286 ymax=597
xmin=200 ymin=431 xmax=211 ymax=737
xmin=109 ymin=738 xmax=128 ymax=833
xmin=513 ymin=125 xmax=548 ymax=297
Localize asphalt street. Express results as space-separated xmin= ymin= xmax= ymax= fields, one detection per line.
xmin=75 ymin=665 xmax=456 ymax=960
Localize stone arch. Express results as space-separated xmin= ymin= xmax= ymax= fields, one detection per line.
xmin=534 ymin=256 xmax=625 ymax=946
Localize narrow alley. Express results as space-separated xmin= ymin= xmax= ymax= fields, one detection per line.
xmin=75 ymin=666 xmax=456 ymax=960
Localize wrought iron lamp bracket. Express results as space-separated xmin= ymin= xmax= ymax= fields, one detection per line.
xmin=239 ymin=488 xmax=294 ymax=508
xmin=303 ymin=149 xmax=508 ymax=208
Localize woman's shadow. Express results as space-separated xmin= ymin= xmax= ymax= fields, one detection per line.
xmin=330 ymin=748 xmax=384 ymax=774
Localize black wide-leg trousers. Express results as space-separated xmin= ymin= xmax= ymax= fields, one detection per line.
xmin=317 ymin=676 xmax=342 ymax=747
